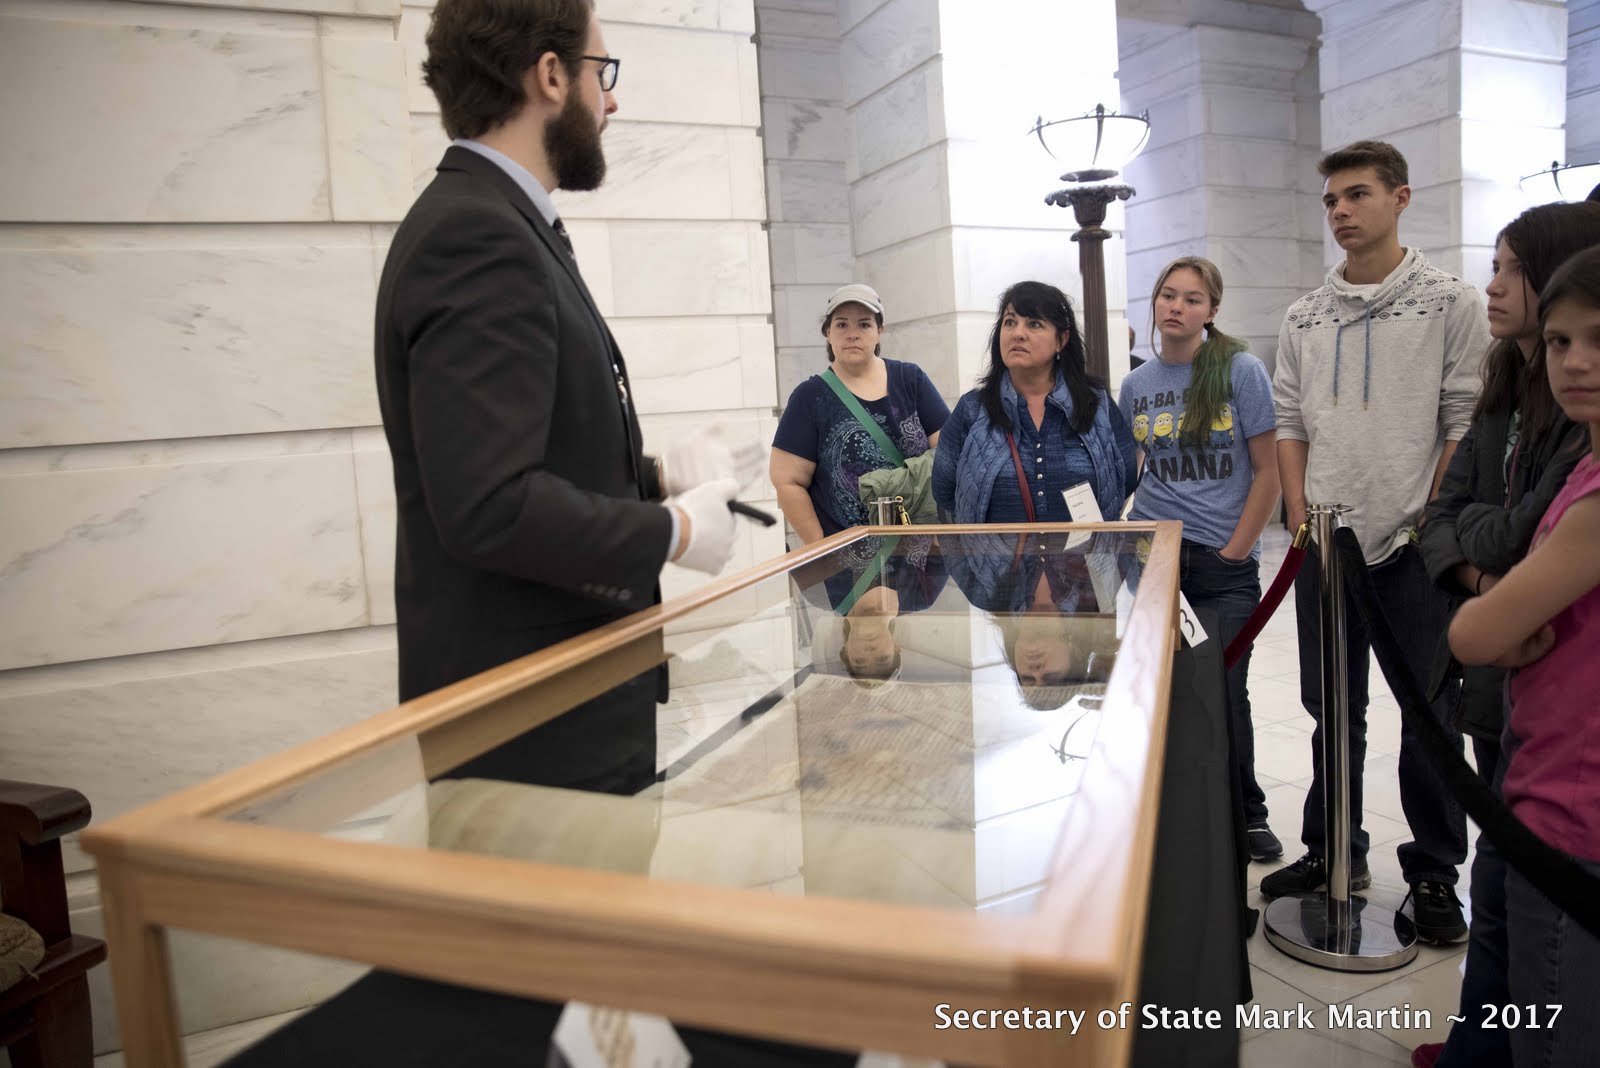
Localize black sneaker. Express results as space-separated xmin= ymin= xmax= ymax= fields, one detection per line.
xmin=1403 ymin=880 xmax=1468 ymax=944
xmin=1260 ymin=852 xmax=1371 ymax=900
xmin=1247 ymin=823 xmax=1284 ymax=862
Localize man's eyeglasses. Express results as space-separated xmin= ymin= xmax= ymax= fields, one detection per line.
xmin=580 ymin=55 xmax=620 ymax=92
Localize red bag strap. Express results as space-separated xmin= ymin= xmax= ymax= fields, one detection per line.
xmin=1005 ymin=431 xmax=1037 ymax=523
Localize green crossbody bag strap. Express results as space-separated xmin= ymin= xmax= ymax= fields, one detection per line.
xmin=836 ymin=536 xmax=902 ymax=616
xmin=821 ymin=368 xmax=905 ymax=467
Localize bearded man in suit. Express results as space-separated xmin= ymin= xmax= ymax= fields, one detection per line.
xmin=375 ymin=0 xmax=760 ymax=792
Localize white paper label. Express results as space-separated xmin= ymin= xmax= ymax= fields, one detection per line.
xmin=1176 ymin=590 xmax=1209 ymax=647
xmin=552 ymin=1002 xmax=692 ymax=1068
xmin=1061 ymin=482 xmax=1104 ymax=524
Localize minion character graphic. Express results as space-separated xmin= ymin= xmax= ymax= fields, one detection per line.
xmin=1210 ymin=404 xmax=1235 ymax=448
xmin=1132 ymin=412 xmax=1150 ymax=446
xmin=1151 ymin=411 xmax=1176 ymax=450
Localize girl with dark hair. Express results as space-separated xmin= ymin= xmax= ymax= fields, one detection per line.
xmin=1117 ymin=256 xmax=1282 ymax=861
xmin=1415 ymin=203 xmax=1600 ymax=1068
xmin=1422 ymin=201 xmax=1600 ymax=783
xmin=1445 ymin=244 xmax=1600 ymax=1068
xmin=931 ymin=281 xmax=1136 ymax=524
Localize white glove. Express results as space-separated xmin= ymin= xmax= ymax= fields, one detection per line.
xmin=659 ymin=425 xmax=764 ymax=496
xmin=668 ymin=478 xmax=740 ymax=575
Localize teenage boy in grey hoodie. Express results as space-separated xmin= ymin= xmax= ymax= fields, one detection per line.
xmin=1263 ymin=141 xmax=1487 ymax=945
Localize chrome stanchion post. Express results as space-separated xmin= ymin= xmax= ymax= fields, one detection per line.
xmin=1320 ymin=505 xmax=1353 ymax=939
xmin=1264 ymin=503 xmax=1418 ymax=971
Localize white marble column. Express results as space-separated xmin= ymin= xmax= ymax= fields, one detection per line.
xmin=0 ymin=0 xmax=779 ymax=1053
xmin=755 ymin=0 xmax=854 ymax=402
xmin=1118 ymin=1 xmax=1324 ymax=370
xmin=1569 ymin=0 xmax=1600 ymax=163
xmin=841 ymin=0 xmax=1129 ymax=400
xmin=1312 ymin=0 xmax=1567 ymax=287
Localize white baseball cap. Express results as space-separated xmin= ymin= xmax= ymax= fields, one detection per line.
xmin=821 ymin=283 xmax=884 ymax=321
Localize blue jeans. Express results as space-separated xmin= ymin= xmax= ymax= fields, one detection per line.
xmin=1438 ymin=737 xmax=1512 ymax=1068
xmin=1180 ymin=539 xmax=1267 ymax=826
xmin=1506 ymin=856 xmax=1600 ymax=1067
xmin=1293 ymin=544 xmax=1467 ymax=883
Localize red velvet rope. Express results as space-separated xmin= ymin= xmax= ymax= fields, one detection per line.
xmin=1223 ymin=531 xmax=1309 ymax=670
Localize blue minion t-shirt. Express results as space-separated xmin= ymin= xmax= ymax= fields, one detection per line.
xmin=1116 ymin=353 xmax=1275 ymax=558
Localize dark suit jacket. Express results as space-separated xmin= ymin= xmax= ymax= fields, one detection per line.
xmin=375 ymin=146 xmax=671 ymax=707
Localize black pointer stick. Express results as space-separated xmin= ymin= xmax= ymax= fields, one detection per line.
xmin=728 ymin=501 xmax=777 ymax=526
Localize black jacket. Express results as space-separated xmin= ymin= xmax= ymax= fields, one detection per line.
xmin=375 ymin=147 xmax=671 ymax=705
xmin=1419 ymin=408 xmax=1588 ymax=738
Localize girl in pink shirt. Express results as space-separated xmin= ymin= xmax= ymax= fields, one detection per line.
xmin=1450 ymin=245 xmax=1600 ymax=1068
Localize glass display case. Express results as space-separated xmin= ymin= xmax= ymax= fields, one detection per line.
xmin=82 ymin=522 xmax=1188 ymax=1068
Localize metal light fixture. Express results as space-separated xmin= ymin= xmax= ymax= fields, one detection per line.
xmin=1030 ymin=104 xmax=1152 ymax=180
xmin=1031 ymin=104 xmax=1151 ymax=380
xmin=1519 ymin=160 xmax=1600 ymax=203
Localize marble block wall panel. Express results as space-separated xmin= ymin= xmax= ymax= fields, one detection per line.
xmin=839 ymin=0 xmax=939 ymax=106
xmin=855 ymin=231 xmax=956 ymax=326
xmin=1461 ymin=0 xmax=1566 ymax=58
xmin=606 ymin=223 xmax=771 ymax=316
xmin=950 ymin=228 xmax=1080 ymax=316
xmin=405 ymin=0 xmax=754 ymax=30
xmin=0 ymin=11 xmax=331 ymax=222
xmin=561 ymin=219 xmax=618 ymax=317
xmin=1321 ymin=54 xmax=1457 ymax=148
xmin=401 ymin=17 xmax=759 ymax=128
xmin=146 ymin=0 xmax=398 ymax=14
xmin=776 ymin=345 xmax=818 ymax=403
xmin=322 ymin=33 xmax=413 ymax=222
xmin=765 ymin=159 xmax=851 ymax=223
xmin=761 ymin=98 xmax=849 ymax=162
xmin=1460 ymin=52 xmax=1566 ymax=128
xmin=757 ymin=35 xmax=842 ymax=102
xmin=0 ymin=453 xmax=368 ymax=670
xmin=848 ymin=147 xmax=948 ymax=253
xmin=1318 ymin=0 xmax=1460 ymax=92
xmin=609 ymin=314 xmax=776 ymax=411
xmin=0 ymin=232 xmax=380 ymax=449
xmin=0 ymin=636 xmax=398 ymax=875
xmin=848 ymin=60 xmax=944 ymax=180
xmin=559 ymin=125 xmax=768 ymax=221
xmin=768 ymin=222 xmax=852 ymax=284
xmin=753 ymin=7 xmax=834 ymax=37
xmin=352 ymin=438 xmax=397 ymax=627
xmin=774 ymin=284 xmax=842 ymax=347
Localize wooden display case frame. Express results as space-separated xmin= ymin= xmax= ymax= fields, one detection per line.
xmin=81 ymin=521 xmax=1182 ymax=1067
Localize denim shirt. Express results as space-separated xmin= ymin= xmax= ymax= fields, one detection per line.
xmin=932 ymin=371 xmax=1137 ymax=524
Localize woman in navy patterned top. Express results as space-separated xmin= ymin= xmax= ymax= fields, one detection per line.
xmin=770 ymin=284 xmax=949 ymax=544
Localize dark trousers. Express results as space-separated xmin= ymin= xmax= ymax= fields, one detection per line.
xmin=1294 ymin=543 xmax=1467 ymax=883
xmin=1180 ymin=540 xmax=1268 ymax=826
xmin=1439 ymin=736 xmax=1512 ymax=1068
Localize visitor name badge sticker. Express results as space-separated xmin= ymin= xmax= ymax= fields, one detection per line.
xmin=552 ymin=1001 xmax=692 ymax=1068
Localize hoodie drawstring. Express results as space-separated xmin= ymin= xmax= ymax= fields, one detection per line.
xmin=1331 ymin=306 xmax=1374 ymax=409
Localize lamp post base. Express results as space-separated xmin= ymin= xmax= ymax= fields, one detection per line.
xmin=1263 ymin=893 xmax=1419 ymax=973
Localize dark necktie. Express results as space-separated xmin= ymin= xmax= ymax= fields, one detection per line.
xmin=551 ymin=216 xmax=576 ymax=260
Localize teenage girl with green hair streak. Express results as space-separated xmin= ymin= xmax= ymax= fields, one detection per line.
xmin=1117 ymin=255 xmax=1283 ymax=861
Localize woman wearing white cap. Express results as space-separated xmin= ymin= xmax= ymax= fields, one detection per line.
xmin=770 ymin=284 xmax=949 ymax=543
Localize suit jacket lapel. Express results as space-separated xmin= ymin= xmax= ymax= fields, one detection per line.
xmin=435 ymin=148 xmax=648 ymax=497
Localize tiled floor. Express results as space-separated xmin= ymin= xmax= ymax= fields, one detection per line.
xmin=95 ymin=528 xmax=1470 ymax=1067
xmin=1236 ymin=527 xmax=1469 ymax=1067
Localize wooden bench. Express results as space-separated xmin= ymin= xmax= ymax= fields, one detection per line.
xmin=0 ymin=780 xmax=108 ymax=1068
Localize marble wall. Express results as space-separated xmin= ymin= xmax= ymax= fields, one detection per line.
xmin=756 ymin=0 xmax=855 ymax=405
xmin=1571 ymin=0 xmax=1600 ymax=162
xmin=1119 ymin=1 xmax=1324 ymax=370
xmin=840 ymin=0 xmax=1130 ymax=399
xmin=0 ymin=0 xmax=778 ymax=1052
xmin=1311 ymin=0 xmax=1566 ymax=287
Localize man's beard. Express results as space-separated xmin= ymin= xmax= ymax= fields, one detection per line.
xmin=544 ymin=90 xmax=606 ymax=192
